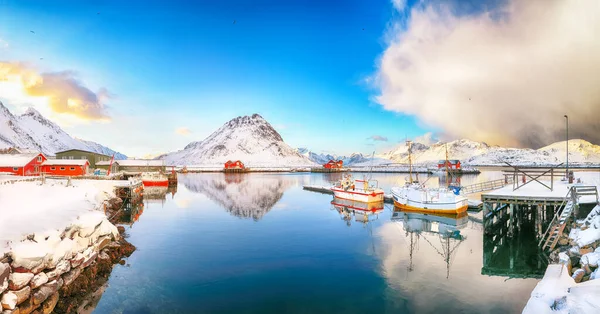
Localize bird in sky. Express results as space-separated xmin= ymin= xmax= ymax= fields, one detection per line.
xmin=40 ymin=58 xmax=43 ymax=60
xmin=233 ymin=20 xmax=236 ymax=24
xmin=30 ymin=30 xmax=35 ymax=34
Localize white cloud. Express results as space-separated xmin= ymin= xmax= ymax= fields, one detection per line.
xmin=375 ymin=0 xmax=600 ymax=148
xmin=175 ymin=127 xmax=192 ymax=136
xmin=414 ymin=132 xmax=439 ymax=145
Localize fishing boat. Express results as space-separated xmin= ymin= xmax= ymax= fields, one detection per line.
xmin=391 ymin=141 xmax=468 ymax=215
xmin=141 ymin=172 xmax=169 ymax=187
xmin=331 ymin=174 xmax=385 ymax=203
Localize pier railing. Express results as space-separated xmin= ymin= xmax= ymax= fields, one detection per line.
xmin=461 ymin=176 xmax=514 ymax=195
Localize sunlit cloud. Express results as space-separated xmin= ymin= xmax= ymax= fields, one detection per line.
xmin=375 ymin=0 xmax=600 ymax=148
xmin=413 ymin=132 xmax=439 ymax=146
xmin=175 ymin=127 xmax=192 ymax=136
xmin=368 ymin=135 xmax=388 ymax=142
xmin=0 ymin=62 xmax=110 ymax=121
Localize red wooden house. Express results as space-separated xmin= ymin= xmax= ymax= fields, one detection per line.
xmin=0 ymin=153 xmax=46 ymax=176
xmin=323 ymin=160 xmax=343 ymax=169
xmin=42 ymin=159 xmax=90 ymax=176
xmin=224 ymin=160 xmax=245 ymax=170
xmin=437 ymin=160 xmax=461 ymax=170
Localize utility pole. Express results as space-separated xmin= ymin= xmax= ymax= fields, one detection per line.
xmin=564 ymin=115 xmax=569 ymax=179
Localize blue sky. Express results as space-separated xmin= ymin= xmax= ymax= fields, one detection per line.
xmin=0 ymin=0 xmax=432 ymax=156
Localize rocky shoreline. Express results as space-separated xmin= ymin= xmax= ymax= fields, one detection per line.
xmin=0 ymin=197 xmax=137 ymax=314
xmin=523 ymin=204 xmax=600 ymax=313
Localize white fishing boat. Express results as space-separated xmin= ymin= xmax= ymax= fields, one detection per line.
xmin=391 ymin=141 xmax=468 ymax=215
xmin=330 ymin=174 xmax=384 ymax=203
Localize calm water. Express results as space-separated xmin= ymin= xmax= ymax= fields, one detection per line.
xmin=92 ymin=172 xmax=543 ymax=314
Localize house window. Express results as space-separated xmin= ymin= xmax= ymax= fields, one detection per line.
xmin=37 ymin=156 xmax=42 ymax=162
xmin=50 ymin=167 xmax=56 ymax=170
xmin=13 ymin=167 xmax=18 ymax=171
xmin=69 ymin=156 xmax=74 ymax=160
xmin=70 ymin=167 xmax=75 ymax=170
xmin=60 ymin=167 xmax=65 ymax=170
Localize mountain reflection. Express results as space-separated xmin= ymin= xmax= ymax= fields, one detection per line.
xmin=180 ymin=173 xmax=296 ymax=220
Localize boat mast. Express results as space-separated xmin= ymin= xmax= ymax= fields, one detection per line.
xmin=407 ymin=140 xmax=413 ymax=183
xmin=445 ymin=144 xmax=450 ymax=186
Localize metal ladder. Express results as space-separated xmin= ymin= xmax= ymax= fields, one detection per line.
xmin=539 ymin=185 xmax=599 ymax=251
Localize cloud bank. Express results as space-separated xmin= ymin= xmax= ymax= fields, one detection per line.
xmin=375 ymin=0 xmax=600 ymax=148
xmin=0 ymin=62 xmax=110 ymax=121
xmin=175 ymin=127 xmax=192 ymax=136
xmin=368 ymin=135 xmax=389 ymax=142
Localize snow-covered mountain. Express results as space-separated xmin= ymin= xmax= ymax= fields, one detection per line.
xmin=0 ymin=101 xmax=127 ymax=158
xmin=380 ymin=139 xmax=600 ymax=166
xmin=162 ymin=114 xmax=316 ymax=167
xmin=297 ymin=149 xmax=392 ymax=166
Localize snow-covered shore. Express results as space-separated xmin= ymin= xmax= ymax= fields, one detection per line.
xmin=0 ymin=177 xmax=137 ymax=313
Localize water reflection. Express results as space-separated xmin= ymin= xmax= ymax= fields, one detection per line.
xmin=391 ymin=210 xmax=467 ymax=278
xmin=179 ymin=173 xmax=296 ymax=220
xmin=330 ymin=197 xmax=384 ymax=227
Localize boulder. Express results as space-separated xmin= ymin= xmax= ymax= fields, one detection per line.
xmin=1 ymin=291 xmax=17 ymax=310
xmin=8 ymin=273 xmax=34 ymax=291
xmin=0 ymin=263 xmax=9 ymax=294
xmin=558 ymin=237 xmax=569 ymax=246
xmin=16 ymin=297 xmax=34 ymax=314
xmin=44 ymin=260 xmax=70 ymax=282
xmin=81 ymin=250 xmax=98 ymax=269
xmin=580 ymin=252 xmax=600 ymax=268
xmin=572 ymin=268 xmax=586 ymax=283
xmin=44 ymin=239 xmax=74 ymax=269
xmin=580 ymin=247 xmax=594 ymax=255
xmin=591 ymin=268 xmax=599 ymax=280
xmin=95 ymin=236 xmax=112 ymax=252
xmin=10 ymin=242 xmax=48 ymax=274
xmin=70 ymin=253 xmax=84 ymax=269
xmin=71 ymin=236 xmax=90 ymax=254
xmin=40 ymin=292 xmax=58 ymax=314
xmin=29 ymin=273 xmax=48 ymax=290
xmin=61 ymin=268 xmax=81 ymax=287
xmin=32 ymin=281 xmax=58 ymax=306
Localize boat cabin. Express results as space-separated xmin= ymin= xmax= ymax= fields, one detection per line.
xmin=438 ymin=160 xmax=461 ymax=170
xmin=323 ymin=160 xmax=343 ymax=169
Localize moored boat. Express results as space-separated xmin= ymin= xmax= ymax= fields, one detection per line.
xmin=390 ymin=140 xmax=468 ymax=215
xmin=330 ymin=174 xmax=384 ymax=203
xmin=141 ymin=172 xmax=169 ymax=187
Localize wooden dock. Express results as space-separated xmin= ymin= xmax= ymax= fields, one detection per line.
xmin=223 ymin=168 xmax=250 ymax=173
xmin=310 ymin=168 xmax=349 ymax=173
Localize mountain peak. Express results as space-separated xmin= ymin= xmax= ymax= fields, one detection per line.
xmin=24 ymin=107 xmax=43 ymax=117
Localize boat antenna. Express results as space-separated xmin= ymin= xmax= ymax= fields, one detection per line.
xmin=407 ymin=140 xmax=413 ymax=183
xmin=368 ymin=150 xmax=375 ymax=181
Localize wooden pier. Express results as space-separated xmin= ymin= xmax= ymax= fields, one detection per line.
xmin=310 ymin=167 xmax=349 ymax=173
xmin=223 ymin=168 xmax=250 ymax=173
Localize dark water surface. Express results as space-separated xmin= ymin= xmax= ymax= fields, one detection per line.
xmin=92 ymin=172 xmax=541 ymax=314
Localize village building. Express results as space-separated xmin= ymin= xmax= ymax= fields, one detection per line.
xmin=0 ymin=153 xmax=47 ymax=176
xmin=55 ymin=149 xmax=111 ymax=169
xmin=224 ymin=160 xmax=245 ymax=170
xmin=438 ymin=159 xmax=461 ymax=170
xmin=323 ymin=160 xmax=343 ymax=169
xmin=96 ymin=159 xmax=166 ymax=173
xmin=42 ymin=159 xmax=90 ymax=176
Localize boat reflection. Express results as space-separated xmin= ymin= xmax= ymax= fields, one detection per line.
xmin=391 ymin=209 xmax=468 ymax=278
xmin=180 ymin=173 xmax=296 ymax=220
xmin=330 ymin=197 xmax=384 ymax=227
xmin=143 ymin=186 xmax=177 ymax=207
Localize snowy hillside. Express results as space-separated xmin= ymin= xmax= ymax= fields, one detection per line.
xmin=297 ymin=148 xmax=392 ymax=166
xmin=162 ymin=114 xmax=316 ymax=167
xmin=380 ymin=139 xmax=600 ymax=166
xmin=0 ymin=101 xmax=127 ymax=158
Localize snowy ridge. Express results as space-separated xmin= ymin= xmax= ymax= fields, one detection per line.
xmin=297 ymin=149 xmax=392 ymax=166
xmin=162 ymin=114 xmax=316 ymax=167
xmin=379 ymin=139 xmax=600 ymax=166
xmin=0 ymin=101 xmax=127 ymax=158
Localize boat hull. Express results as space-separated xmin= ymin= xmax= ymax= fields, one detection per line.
xmin=331 ymin=187 xmax=384 ymax=203
xmin=392 ymin=199 xmax=468 ymax=215
xmin=142 ymin=180 xmax=169 ymax=187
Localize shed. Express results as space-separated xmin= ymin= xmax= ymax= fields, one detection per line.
xmin=0 ymin=153 xmax=46 ymax=176
xmin=438 ymin=160 xmax=461 ymax=170
xmin=97 ymin=159 xmax=166 ymax=173
xmin=42 ymin=159 xmax=90 ymax=176
xmin=224 ymin=160 xmax=245 ymax=170
xmin=323 ymin=160 xmax=343 ymax=169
